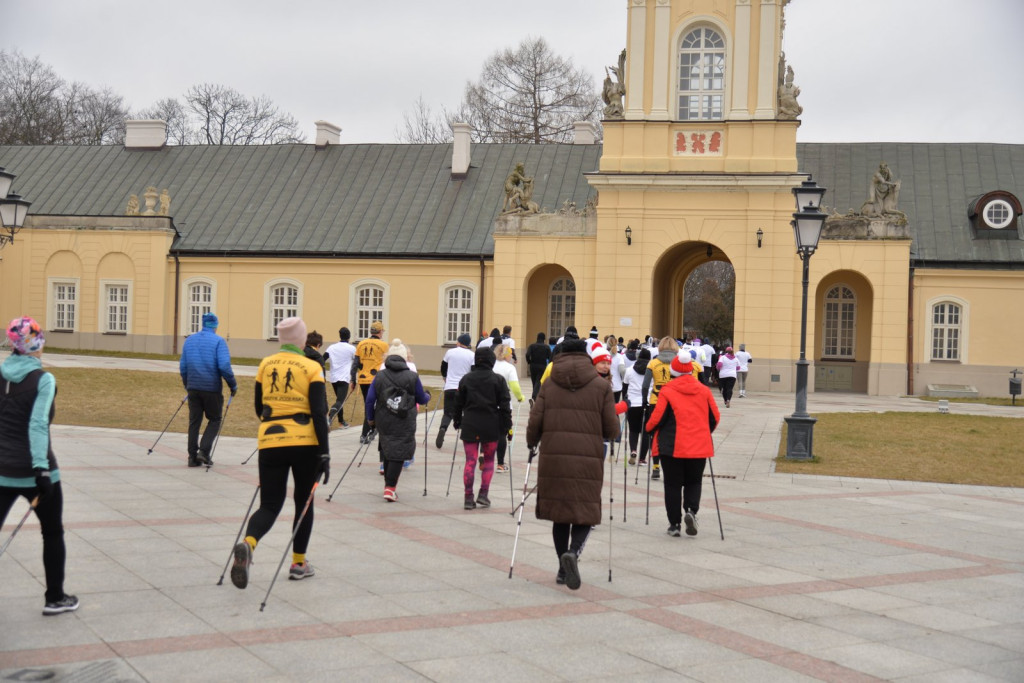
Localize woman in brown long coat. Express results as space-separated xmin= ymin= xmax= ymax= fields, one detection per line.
xmin=526 ymin=338 xmax=619 ymax=590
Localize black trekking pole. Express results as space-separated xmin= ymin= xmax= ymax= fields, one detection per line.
xmin=707 ymin=446 xmax=725 ymax=541
xmin=216 ymin=485 xmax=260 ymax=585
xmin=147 ymin=394 xmax=187 ymax=454
xmin=327 ymin=440 xmax=367 ymax=502
xmin=422 ymin=392 xmax=441 ymax=496
xmin=241 ymin=445 xmax=258 ymax=465
xmin=260 ymin=482 xmax=319 ymax=612
xmin=205 ymin=395 xmax=233 ymax=472
xmin=608 ymin=433 xmax=614 ymax=583
xmin=0 ymin=496 xmax=38 ymax=560
xmin=356 ymin=429 xmax=377 ymax=467
xmin=445 ymin=429 xmax=461 ymax=497
xmin=508 ymin=452 xmax=535 ymax=579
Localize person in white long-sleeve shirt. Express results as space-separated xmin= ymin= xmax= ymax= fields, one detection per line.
xmin=492 ymin=343 xmax=524 ymax=473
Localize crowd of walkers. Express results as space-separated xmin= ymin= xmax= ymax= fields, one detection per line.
xmin=2 ymin=307 xmax=752 ymax=613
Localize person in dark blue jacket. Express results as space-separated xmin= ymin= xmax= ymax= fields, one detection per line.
xmin=179 ymin=312 xmax=237 ymax=467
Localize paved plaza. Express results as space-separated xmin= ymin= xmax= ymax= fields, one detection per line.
xmin=1 ymin=355 xmax=1023 ymax=681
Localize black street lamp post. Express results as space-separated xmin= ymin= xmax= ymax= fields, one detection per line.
xmin=785 ymin=177 xmax=827 ymax=460
xmin=0 ymin=166 xmax=32 ymax=248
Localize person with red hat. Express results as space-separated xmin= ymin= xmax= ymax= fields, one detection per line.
xmin=645 ymin=350 xmax=721 ymax=538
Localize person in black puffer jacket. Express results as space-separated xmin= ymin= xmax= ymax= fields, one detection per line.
xmin=452 ymin=347 xmax=511 ymax=510
xmin=525 ymin=332 xmax=551 ymax=401
xmin=366 ymin=340 xmax=431 ymax=502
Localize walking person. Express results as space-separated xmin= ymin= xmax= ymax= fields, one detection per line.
xmin=354 ymin=321 xmax=389 ymax=444
xmin=716 ymin=347 xmax=740 ymax=408
xmin=735 ymin=343 xmax=753 ymax=397
xmin=492 ymin=343 xmax=525 ymax=473
xmin=526 ymin=338 xmax=619 ymax=589
xmin=605 ymin=335 xmax=624 ymax=402
xmin=525 ymin=332 xmax=551 ymax=401
xmin=324 ymin=327 xmax=356 ymax=427
xmin=500 ymin=325 xmax=518 ymax=364
xmin=435 ymin=333 xmax=475 ymax=448
xmin=0 ymin=317 xmax=78 ymax=615
xmin=452 ymin=347 xmax=511 ymax=510
xmin=179 ymin=312 xmax=237 ymax=467
xmin=646 ymin=352 xmax=720 ymax=537
xmin=623 ymin=347 xmax=651 ymax=465
xmin=640 ymin=336 xmax=679 ymax=480
xmin=365 ymin=340 xmax=431 ymax=501
xmin=231 ymin=317 xmax=330 ymax=588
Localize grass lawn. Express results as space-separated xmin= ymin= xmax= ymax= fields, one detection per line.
xmin=776 ymin=412 xmax=1024 ymax=488
xmin=48 ymin=368 xmax=442 ymax=440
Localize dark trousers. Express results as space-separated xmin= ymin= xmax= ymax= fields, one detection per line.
xmin=626 ymin=406 xmax=649 ymax=460
xmin=359 ymin=384 xmax=372 ymax=438
xmin=661 ymin=456 xmax=706 ymax=525
xmin=246 ymin=446 xmax=319 ymax=555
xmin=187 ymin=390 xmax=223 ymax=458
xmin=330 ymin=381 xmax=349 ymax=421
xmin=719 ymin=376 xmax=736 ymax=403
xmin=529 ymin=365 xmax=545 ymax=400
xmin=552 ymin=522 xmax=592 ymax=560
xmin=0 ymin=483 xmax=67 ymax=602
xmin=384 ymin=459 xmax=405 ymax=487
xmin=439 ymin=389 xmax=458 ymax=430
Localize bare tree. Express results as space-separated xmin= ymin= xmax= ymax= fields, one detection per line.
xmin=397 ymin=37 xmax=601 ymax=144
xmin=684 ymin=261 xmax=736 ymax=345
xmin=70 ymin=86 xmax=128 ymax=145
xmin=184 ymin=83 xmax=303 ymax=145
xmin=136 ymin=97 xmax=194 ymax=145
xmin=0 ymin=50 xmax=68 ymax=144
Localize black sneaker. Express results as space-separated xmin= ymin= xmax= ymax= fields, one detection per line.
xmin=435 ymin=427 xmax=446 ymax=449
xmin=667 ymin=524 xmax=681 ymax=537
xmin=556 ymin=568 xmax=566 ymax=585
xmin=42 ymin=594 xmax=79 ymax=616
xmin=230 ymin=542 xmax=253 ymax=589
xmin=684 ymin=510 xmax=698 ymax=536
xmin=359 ymin=434 xmax=368 ymax=445
xmin=197 ymin=449 xmax=212 ymax=466
xmin=464 ymin=496 xmax=476 ymax=510
xmin=476 ymin=493 xmax=491 ymax=508
xmin=559 ymin=552 xmax=581 ymax=590
xmin=327 ymin=407 xmax=339 ymax=423
xmin=188 ymin=457 xmax=201 ymax=467
xmin=652 ymin=465 xmax=660 ymax=480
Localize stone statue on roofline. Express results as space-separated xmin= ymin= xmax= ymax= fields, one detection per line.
xmin=501 ymin=162 xmax=539 ymax=215
xmin=159 ymin=189 xmax=171 ymax=216
xmin=859 ymin=162 xmax=903 ymax=217
xmin=778 ymin=64 xmax=803 ymax=120
xmin=125 ymin=194 xmax=139 ymax=216
xmin=602 ymin=49 xmax=626 ymax=120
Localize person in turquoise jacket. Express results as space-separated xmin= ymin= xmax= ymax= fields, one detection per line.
xmin=0 ymin=316 xmax=79 ymax=615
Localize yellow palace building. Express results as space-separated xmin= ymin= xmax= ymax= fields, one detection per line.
xmin=1 ymin=0 xmax=1021 ymax=398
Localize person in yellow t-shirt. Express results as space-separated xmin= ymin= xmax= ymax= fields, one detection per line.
xmin=230 ymin=317 xmax=330 ymax=590
xmin=355 ymin=321 xmax=389 ymax=443
xmin=640 ymin=336 xmax=679 ymax=481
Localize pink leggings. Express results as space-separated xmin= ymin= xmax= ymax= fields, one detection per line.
xmin=463 ymin=441 xmax=497 ymax=496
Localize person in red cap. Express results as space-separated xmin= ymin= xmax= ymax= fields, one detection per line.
xmin=645 ymin=350 xmax=721 ymax=538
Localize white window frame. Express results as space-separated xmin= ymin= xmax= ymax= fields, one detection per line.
xmin=548 ymin=277 xmax=576 ymax=341
xmin=926 ymin=295 xmax=969 ymax=363
xmin=99 ymin=279 xmax=132 ymax=334
xmin=349 ymin=278 xmax=389 ymax=340
xmin=264 ymin=278 xmax=302 ymax=340
xmin=437 ymin=280 xmax=477 ymax=346
xmin=822 ymin=285 xmax=856 ymax=359
xmin=676 ymin=25 xmax=727 ymax=121
xmin=47 ymin=277 xmax=80 ymax=332
xmin=181 ymin=278 xmax=217 ymax=336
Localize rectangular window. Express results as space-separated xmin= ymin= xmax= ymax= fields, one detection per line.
xmin=356 ymin=286 xmax=385 ymax=339
xmin=53 ymin=282 xmax=77 ymax=331
xmin=271 ymin=285 xmax=299 ymax=338
xmin=104 ymin=284 xmax=129 ymax=333
xmin=931 ymin=303 xmax=961 ymax=361
xmin=444 ymin=287 xmax=473 ymax=344
xmin=188 ymin=283 xmax=213 ymax=334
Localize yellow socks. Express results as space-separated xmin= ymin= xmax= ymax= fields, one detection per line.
xmin=293 ymin=552 xmax=305 ymax=566
xmin=244 ymin=536 xmax=257 ymax=551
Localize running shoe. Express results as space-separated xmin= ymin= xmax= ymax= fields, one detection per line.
xmin=288 ymin=561 xmax=315 ymax=580
xmin=42 ymin=594 xmax=79 ymax=616
xmin=667 ymin=524 xmax=681 ymax=537
xmin=494 ymin=464 xmax=509 ymax=474
xmin=559 ymin=552 xmax=581 ymax=590
xmin=230 ymin=542 xmax=253 ymax=589
xmin=476 ymin=493 xmax=491 ymax=508
xmin=684 ymin=510 xmax=698 ymax=536
xmin=383 ymin=486 xmax=398 ymax=502
xmin=628 ymin=452 xmax=636 ymax=465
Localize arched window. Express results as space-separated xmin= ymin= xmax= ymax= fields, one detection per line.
xmin=442 ymin=284 xmax=474 ymax=345
xmin=355 ymin=283 xmax=386 ymax=340
xmin=931 ymin=301 xmax=962 ymax=361
xmin=183 ymin=279 xmax=215 ymax=335
xmin=822 ymin=285 xmax=856 ymax=358
xmin=265 ymin=280 xmax=301 ymax=339
xmin=677 ymin=27 xmax=725 ymax=121
xmin=548 ymin=277 xmax=576 ymax=340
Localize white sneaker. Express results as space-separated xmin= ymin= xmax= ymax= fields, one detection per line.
xmin=684 ymin=510 xmax=698 ymax=536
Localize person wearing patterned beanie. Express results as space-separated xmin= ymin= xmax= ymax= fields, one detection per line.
xmin=0 ymin=317 xmax=79 ymax=615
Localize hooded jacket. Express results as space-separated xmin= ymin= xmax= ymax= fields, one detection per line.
xmin=645 ymin=374 xmax=720 ymax=459
xmin=526 ymin=344 xmax=620 ymax=526
xmin=366 ymin=355 xmax=431 ymax=461
xmin=453 ymin=347 xmax=511 ymax=442
xmin=179 ymin=328 xmax=237 ymax=393
xmin=0 ymin=354 xmax=60 ymax=485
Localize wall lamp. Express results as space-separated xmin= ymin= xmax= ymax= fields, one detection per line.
xmin=756 ymin=228 xmax=764 ymax=248
xmin=624 ymin=226 xmax=632 ymax=246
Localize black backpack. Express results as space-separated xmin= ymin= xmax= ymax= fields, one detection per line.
xmin=379 ymin=372 xmax=415 ymax=418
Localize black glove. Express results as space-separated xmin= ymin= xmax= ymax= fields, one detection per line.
xmin=34 ymin=468 xmax=53 ymax=500
xmin=230 ymin=386 xmax=238 ymax=397
xmin=528 ymin=447 xmax=537 ymax=463
xmin=453 ymin=421 xmax=461 ymax=430
xmin=317 ymin=454 xmax=331 ymax=485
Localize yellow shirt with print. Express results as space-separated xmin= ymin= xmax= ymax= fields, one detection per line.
xmin=646 ymin=357 xmax=673 ymax=405
xmin=355 ymin=336 xmax=389 ymax=385
xmin=257 ymin=351 xmax=325 ymax=449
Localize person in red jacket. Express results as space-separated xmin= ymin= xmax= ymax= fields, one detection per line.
xmin=645 ymin=351 xmax=721 ymax=537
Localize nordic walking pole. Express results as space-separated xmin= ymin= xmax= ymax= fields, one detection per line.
xmin=509 ymin=484 xmax=537 ymax=516
xmin=241 ymin=445 xmax=258 ymax=465
xmin=147 ymin=394 xmax=187 ymax=454
xmin=205 ymin=395 xmax=233 ymax=472
xmin=216 ymin=485 xmax=260 ymax=585
xmin=0 ymin=497 xmax=39 ymax=560
xmin=622 ymin=413 xmax=629 ymax=523
xmin=507 ymin=401 xmax=523 ymax=505
xmin=260 ymin=482 xmax=319 ymax=612
xmin=356 ymin=429 xmax=377 ymax=467
xmin=707 ymin=445 xmax=725 ymax=541
xmin=445 ymin=429 xmax=461 ymax=496
xmin=508 ymin=452 xmax=535 ymax=579
xmin=327 ymin=440 xmax=367 ymax=502
xmin=608 ymin=435 xmax=614 ymax=583
xmin=422 ymin=392 xmax=441 ymax=496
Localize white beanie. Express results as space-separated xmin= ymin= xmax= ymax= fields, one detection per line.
xmin=277 ymin=317 xmax=307 ymax=348
xmin=387 ymin=338 xmax=408 ymax=360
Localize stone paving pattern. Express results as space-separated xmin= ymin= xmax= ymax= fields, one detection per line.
xmin=1 ymin=355 xmax=1022 ymax=681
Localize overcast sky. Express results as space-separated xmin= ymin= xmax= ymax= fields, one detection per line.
xmin=5 ymin=0 xmax=1023 ymax=144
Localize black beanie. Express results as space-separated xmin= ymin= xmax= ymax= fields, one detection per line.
xmin=474 ymin=346 xmax=496 ymax=369
xmin=589 ymin=326 xmax=599 ymax=338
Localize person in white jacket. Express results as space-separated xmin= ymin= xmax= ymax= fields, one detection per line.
xmin=735 ymin=343 xmax=753 ymax=397
xmin=492 ymin=343 xmax=524 ymax=473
